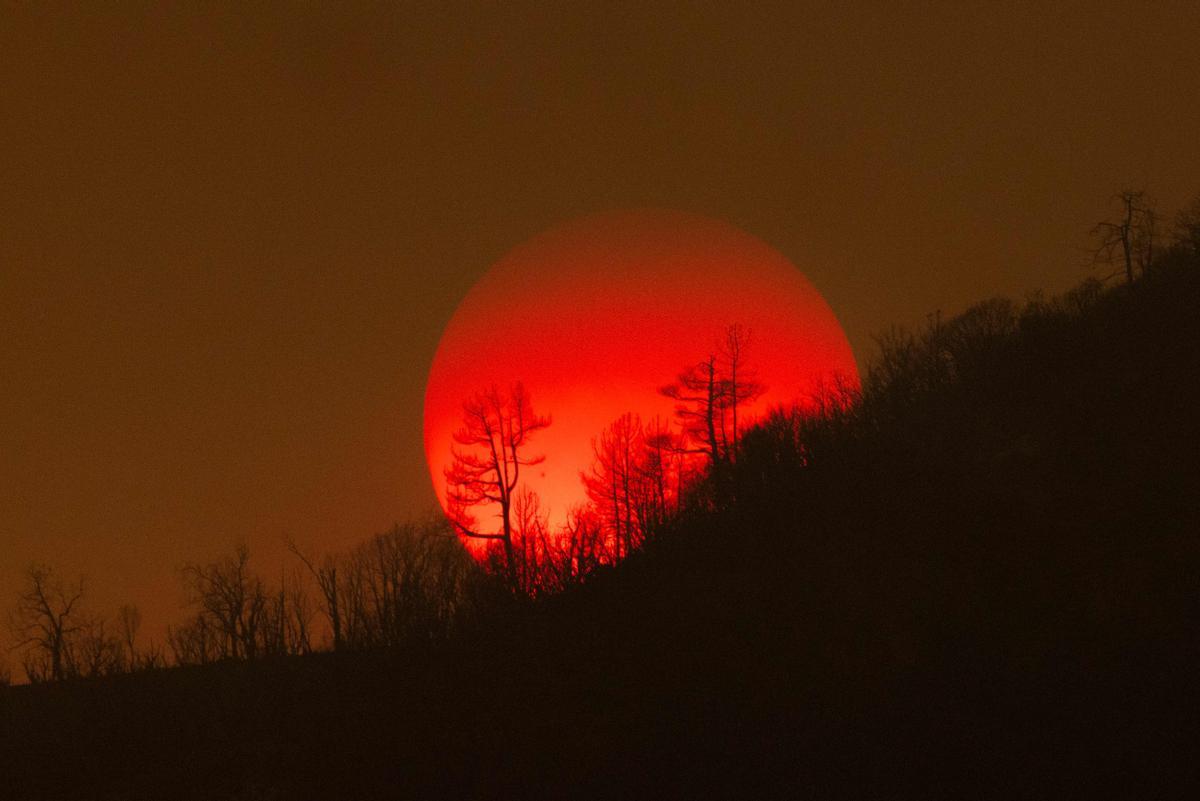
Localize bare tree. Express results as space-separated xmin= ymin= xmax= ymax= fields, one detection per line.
xmin=67 ymin=616 xmax=124 ymax=678
xmin=290 ymin=518 xmax=483 ymax=651
xmin=283 ymin=570 xmax=314 ymax=654
xmin=8 ymin=564 xmax=87 ymax=682
xmin=329 ymin=517 xmax=479 ymax=646
xmin=340 ymin=551 xmax=371 ymax=648
xmin=639 ymin=414 xmax=686 ymax=531
xmin=554 ymin=506 xmax=607 ymax=586
xmin=660 ymin=324 xmax=766 ymax=495
xmin=256 ymin=570 xmax=312 ymax=657
xmin=1174 ymin=193 xmax=1200 ymax=256
xmin=167 ymin=613 xmax=223 ymax=666
xmin=117 ymin=604 xmax=141 ymax=670
xmin=1092 ymin=189 xmax=1158 ymax=283
xmin=286 ymin=537 xmax=344 ymax=651
xmin=180 ymin=544 xmax=267 ymax=661
xmin=582 ymin=411 xmax=691 ymax=563
xmin=661 ymin=354 xmax=724 ymax=472
xmin=509 ymin=487 xmax=564 ymax=595
xmin=718 ymin=324 xmax=766 ymax=459
xmin=444 ymin=382 xmax=550 ymax=578
xmin=583 ymin=413 xmax=645 ymax=561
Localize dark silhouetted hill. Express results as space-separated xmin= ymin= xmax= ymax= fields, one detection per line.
xmin=3 ymin=256 xmax=1199 ymax=800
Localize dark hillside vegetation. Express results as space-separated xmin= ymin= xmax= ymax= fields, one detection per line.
xmin=3 ymin=255 xmax=1199 ymax=799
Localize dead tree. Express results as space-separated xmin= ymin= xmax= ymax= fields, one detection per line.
xmin=661 ymin=355 xmax=724 ymax=473
xmin=583 ymin=413 xmax=645 ymax=560
xmin=1174 ymin=194 xmax=1200 ymax=256
xmin=255 ymin=571 xmax=310 ymax=657
xmin=67 ymin=616 xmax=124 ymax=678
xmin=660 ymin=325 xmax=767 ymax=497
xmin=166 ymin=613 xmax=223 ymax=666
xmin=559 ymin=506 xmax=606 ymax=583
xmin=283 ymin=570 xmax=314 ymax=654
xmin=118 ymin=604 xmax=141 ymax=670
xmin=638 ymin=415 xmax=685 ymax=535
xmin=180 ymin=544 xmax=266 ymax=661
xmin=327 ymin=518 xmax=479 ymax=645
xmin=286 ymin=537 xmax=344 ymax=651
xmin=444 ymin=382 xmax=550 ymax=579
xmin=339 ymin=551 xmax=371 ymax=648
xmin=1092 ymin=189 xmax=1158 ymax=283
xmin=719 ymin=324 xmax=766 ymax=459
xmin=115 ymin=605 xmax=163 ymax=670
xmin=8 ymin=564 xmax=86 ymax=682
xmin=531 ymin=505 xmax=606 ymax=592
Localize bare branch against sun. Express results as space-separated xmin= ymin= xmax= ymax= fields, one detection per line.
xmin=444 ymin=382 xmax=550 ymax=580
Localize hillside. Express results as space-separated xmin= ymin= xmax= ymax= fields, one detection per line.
xmin=3 ymin=256 xmax=1199 ymax=800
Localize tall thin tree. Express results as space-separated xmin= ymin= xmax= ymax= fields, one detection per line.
xmin=444 ymin=382 xmax=550 ymax=579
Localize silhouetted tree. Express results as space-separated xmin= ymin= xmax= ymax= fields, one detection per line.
xmin=445 ymin=382 xmax=550 ymax=580
xmin=340 ymin=550 xmax=371 ymax=648
xmin=332 ymin=517 xmax=480 ymax=646
xmin=287 ymin=537 xmax=345 ymax=651
xmin=638 ymin=415 xmax=686 ymax=530
xmin=166 ymin=612 xmax=223 ymax=666
xmin=67 ymin=616 xmax=124 ymax=678
xmin=180 ymin=544 xmax=266 ymax=661
xmin=549 ymin=506 xmax=607 ymax=588
xmin=583 ymin=413 xmax=646 ymax=560
xmin=1174 ymin=193 xmax=1200 ymax=256
xmin=118 ymin=604 xmax=141 ymax=668
xmin=8 ymin=564 xmax=86 ymax=682
xmin=257 ymin=569 xmax=313 ymax=657
xmin=660 ymin=325 xmax=766 ymax=498
xmin=284 ymin=571 xmax=314 ymax=654
xmin=114 ymin=604 xmax=163 ymax=671
xmin=1092 ymin=189 xmax=1158 ymax=283
xmin=509 ymin=487 xmax=551 ymax=595
xmin=718 ymin=323 xmax=765 ymax=459
xmin=662 ymin=355 xmax=723 ymax=472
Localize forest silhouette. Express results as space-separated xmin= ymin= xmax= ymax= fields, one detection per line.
xmin=3 ymin=197 xmax=1200 ymax=798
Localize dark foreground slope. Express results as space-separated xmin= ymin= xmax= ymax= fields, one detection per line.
xmin=3 ymin=260 xmax=1199 ymax=800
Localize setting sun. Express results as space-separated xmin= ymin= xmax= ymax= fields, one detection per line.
xmin=423 ymin=210 xmax=860 ymax=543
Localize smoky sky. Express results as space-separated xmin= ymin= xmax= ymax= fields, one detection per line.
xmin=2 ymin=2 xmax=1198 ymax=636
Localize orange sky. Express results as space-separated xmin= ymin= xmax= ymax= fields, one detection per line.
xmin=2 ymin=3 xmax=1199 ymax=643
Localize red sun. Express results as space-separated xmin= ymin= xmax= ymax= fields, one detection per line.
xmin=423 ymin=210 xmax=858 ymax=539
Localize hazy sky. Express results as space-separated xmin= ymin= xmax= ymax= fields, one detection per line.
xmin=3 ymin=3 xmax=1199 ymax=638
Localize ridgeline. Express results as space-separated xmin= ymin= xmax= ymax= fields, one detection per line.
xmin=3 ymin=254 xmax=1198 ymax=799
